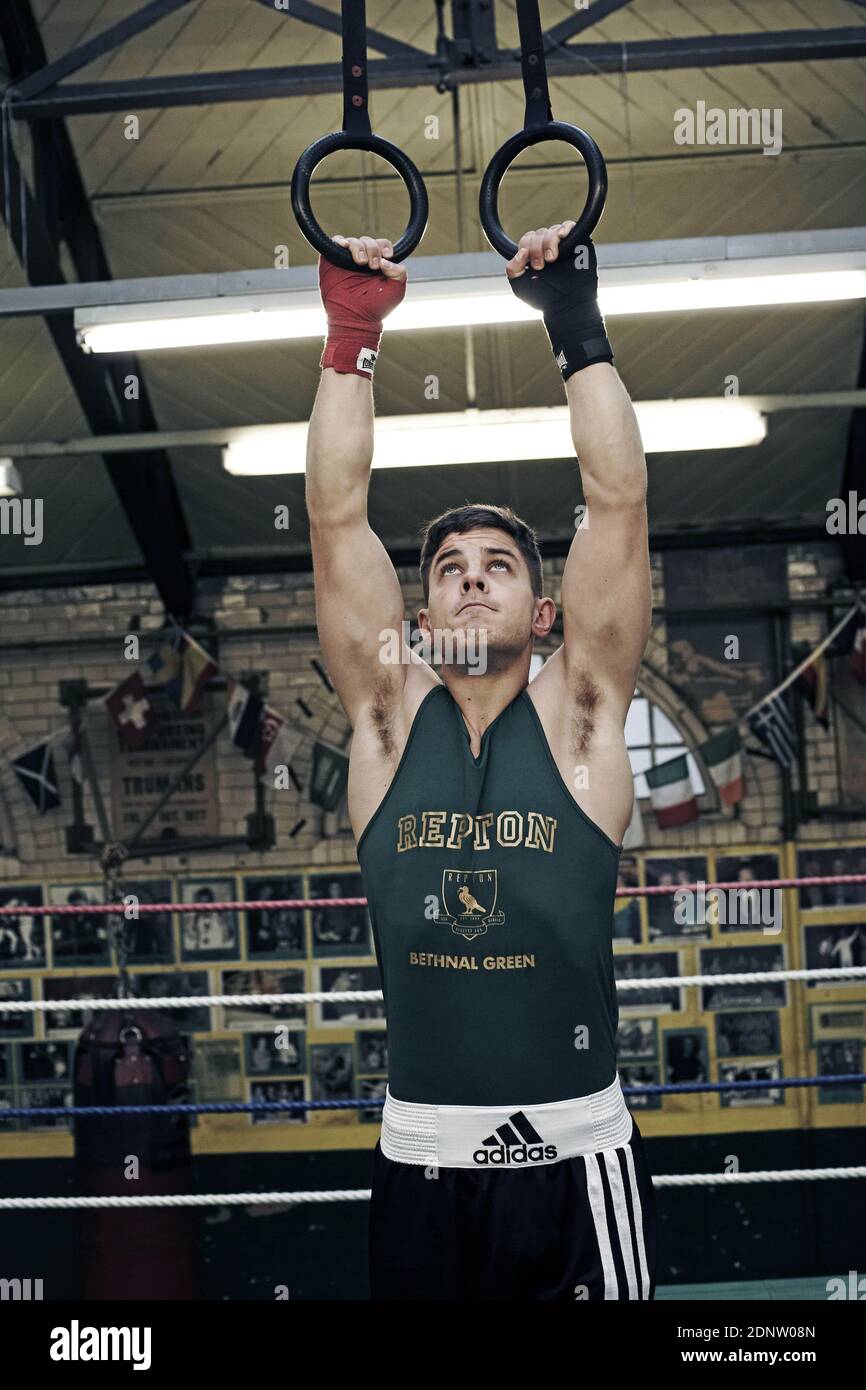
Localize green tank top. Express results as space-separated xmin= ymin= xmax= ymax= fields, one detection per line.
xmin=357 ymin=684 xmax=622 ymax=1106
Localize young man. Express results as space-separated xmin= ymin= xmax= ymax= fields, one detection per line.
xmin=306 ymin=222 xmax=655 ymax=1301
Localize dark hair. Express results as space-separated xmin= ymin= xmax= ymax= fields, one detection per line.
xmin=418 ymin=503 xmax=543 ymax=601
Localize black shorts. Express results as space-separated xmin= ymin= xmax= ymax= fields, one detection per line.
xmin=368 ymin=1119 xmax=657 ymax=1301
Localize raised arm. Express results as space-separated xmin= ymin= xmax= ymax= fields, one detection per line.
xmin=306 ymin=236 xmax=410 ymax=727
xmin=507 ymin=224 xmax=650 ymax=713
xmin=560 ymin=360 xmax=650 ymax=707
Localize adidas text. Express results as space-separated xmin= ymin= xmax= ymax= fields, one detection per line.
xmin=473 ymin=1142 xmax=558 ymax=1166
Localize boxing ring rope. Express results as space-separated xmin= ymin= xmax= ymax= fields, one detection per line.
xmin=0 ymin=965 xmax=862 ymax=1014
xmin=2 ymin=1167 xmax=866 ymax=1211
xmin=0 ymin=872 xmax=862 ymax=1213
xmin=3 ymin=869 xmax=866 ymax=917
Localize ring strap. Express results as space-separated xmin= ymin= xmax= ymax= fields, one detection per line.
xmin=341 ymin=0 xmax=372 ymax=137
xmin=516 ymin=0 xmax=553 ymax=129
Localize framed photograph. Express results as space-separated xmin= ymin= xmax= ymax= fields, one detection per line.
xmin=48 ymin=883 xmax=110 ymax=966
xmin=715 ymin=1010 xmax=781 ymax=1058
xmin=619 ymin=1064 xmax=662 ymax=1111
xmin=665 ymin=612 xmax=776 ymax=725
xmin=0 ymin=978 xmax=34 ymax=1040
xmin=43 ymin=975 xmax=119 ymax=1038
xmin=191 ymin=1040 xmax=243 ymax=1102
xmin=127 ymin=969 xmax=211 ymax=1032
xmin=809 ymin=1002 xmax=866 ymax=1045
xmin=699 ymin=944 xmax=786 ymax=1010
xmin=249 ymin=1078 xmax=307 ymax=1125
xmin=613 ymin=857 xmax=641 ymax=945
xmin=244 ymin=876 xmax=305 ymax=960
xmin=357 ymin=1076 xmax=387 ymax=1123
xmin=309 ymin=873 xmax=370 ymax=957
xmin=221 ymin=968 xmax=306 ymax=1031
xmin=616 ymin=1017 xmax=658 ymax=1064
xmin=19 ymin=1041 xmax=72 ymax=1084
xmin=816 ymin=1039 xmax=864 ymax=1104
xmin=645 ymin=857 xmax=709 ymax=942
xmin=664 ymin=1028 xmax=709 ymax=1085
xmin=179 ymin=878 xmax=239 ymax=962
xmin=796 ymin=847 xmax=866 ymax=910
xmin=719 ymin=1060 xmax=784 ymax=1107
xmin=803 ymin=922 xmax=866 ymax=986
xmin=714 ymin=854 xmax=781 ymax=935
xmin=614 ymin=952 xmax=683 ymax=1013
xmin=316 ymin=965 xmax=384 ymax=1026
xmin=0 ymin=886 xmax=45 ymax=968
xmin=311 ymin=1043 xmax=354 ymax=1101
xmin=117 ymin=879 xmax=174 ymax=963
xmin=357 ymin=1031 xmax=389 ymax=1073
xmin=19 ymin=1085 xmax=73 ymax=1130
xmin=244 ymin=1029 xmax=306 ymax=1077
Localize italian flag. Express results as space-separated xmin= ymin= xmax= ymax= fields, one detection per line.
xmin=645 ymin=753 xmax=699 ymax=828
xmin=699 ymin=727 xmax=744 ymax=805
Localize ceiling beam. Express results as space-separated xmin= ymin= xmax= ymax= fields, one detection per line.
xmin=544 ymin=0 xmax=634 ymax=47
xmin=8 ymin=27 xmax=866 ymax=117
xmin=0 ymin=0 xmax=196 ymax=618
xmin=8 ymin=0 xmax=195 ymax=102
xmin=253 ymin=0 xmax=426 ymax=59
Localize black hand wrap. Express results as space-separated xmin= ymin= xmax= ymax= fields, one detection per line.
xmin=508 ymin=237 xmax=613 ymax=382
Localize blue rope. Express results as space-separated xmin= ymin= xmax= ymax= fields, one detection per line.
xmin=3 ymin=1073 xmax=864 ymax=1120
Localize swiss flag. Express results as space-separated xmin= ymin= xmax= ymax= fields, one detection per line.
xmin=105 ymin=673 xmax=158 ymax=748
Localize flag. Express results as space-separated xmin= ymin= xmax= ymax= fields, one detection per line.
xmin=644 ymin=753 xmax=698 ymax=829
xmin=257 ymin=706 xmax=284 ymax=779
xmin=226 ymin=678 xmax=263 ymax=753
xmin=622 ymin=794 xmax=645 ymax=849
xmin=850 ymin=615 xmax=866 ymax=685
xmin=180 ymin=635 xmax=218 ymax=713
xmin=11 ymin=742 xmax=60 ymax=814
xmin=258 ymin=710 xmax=306 ymax=787
xmin=105 ymin=673 xmax=158 ymax=749
xmin=794 ymin=651 xmax=830 ymax=729
xmin=699 ymin=726 xmax=744 ymax=804
xmin=747 ymin=692 xmax=796 ymax=768
xmin=146 ymin=631 xmax=184 ymax=706
xmin=310 ymin=739 xmax=350 ymax=813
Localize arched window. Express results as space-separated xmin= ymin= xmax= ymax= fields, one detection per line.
xmin=626 ymin=693 xmax=705 ymax=799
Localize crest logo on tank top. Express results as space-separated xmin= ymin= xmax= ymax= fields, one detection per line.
xmin=434 ymin=869 xmax=505 ymax=941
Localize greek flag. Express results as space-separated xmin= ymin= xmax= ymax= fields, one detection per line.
xmin=747 ymin=692 xmax=796 ymax=768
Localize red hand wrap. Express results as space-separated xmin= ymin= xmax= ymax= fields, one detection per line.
xmin=318 ymin=255 xmax=407 ymax=378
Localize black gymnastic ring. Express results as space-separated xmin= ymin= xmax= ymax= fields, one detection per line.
xmin=291 ymin=130 xmax=429 ymax=273
xmin=479 ymin=122 xmax=607 ymax=260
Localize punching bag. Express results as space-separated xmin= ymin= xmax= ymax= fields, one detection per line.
xmin=74 ymin=1012 xmax=197 ymax=1299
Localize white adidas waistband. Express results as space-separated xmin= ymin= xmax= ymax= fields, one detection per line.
xmin=380 ymin=1074 xmax=633 ymax=1170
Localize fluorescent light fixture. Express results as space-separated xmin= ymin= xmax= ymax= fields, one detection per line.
xmin=75 ymin=258 xmax=866 ymax=353
xmin=0 ymin=458 xmax=22 ymax=497
xmin=222 ymin=400 xmax=766 ymax=476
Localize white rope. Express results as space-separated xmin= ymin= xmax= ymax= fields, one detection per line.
xmin=1 ymin=1167 xmax=864 ymax=1209
xmin=652 ymin=1168 xmax=866 ymax=1187
xmin=0 ymin=966 xmax=863 ymax=1012
xmin=0 ymin=990 xmax=384 ymax=1013
xmin=617 ymin=965 xmax=866 ymax=990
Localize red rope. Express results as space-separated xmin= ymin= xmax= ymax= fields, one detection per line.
xmin=1 ymin=872 xmax=866 ymax=914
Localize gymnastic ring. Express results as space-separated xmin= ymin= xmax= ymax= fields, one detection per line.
xmin=478 ymin=122 xmax=607 ymax=261
xmin=291 ymin=130 xmax=429 ymax=274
